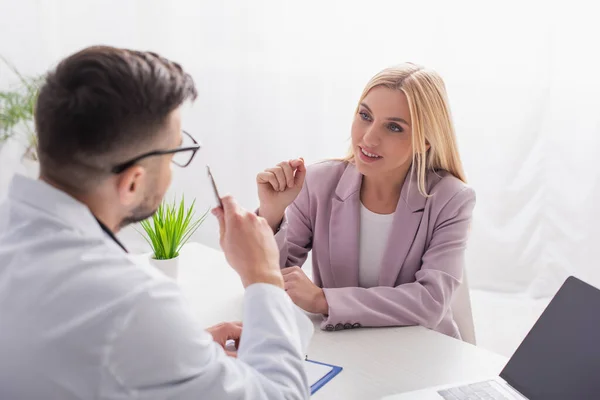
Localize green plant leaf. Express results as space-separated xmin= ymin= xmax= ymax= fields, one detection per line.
xmin=0 ymin=56 xmax=44 ymax=156
xmin=137 ymin=197 xmax=208 ymax=260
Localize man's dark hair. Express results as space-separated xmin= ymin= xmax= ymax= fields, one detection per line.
xmin=35 ymin=45 xmax=197 ymax=189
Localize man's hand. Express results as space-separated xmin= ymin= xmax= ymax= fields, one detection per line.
xmin=207 ymin=321 xmax=243 ymax=358
xmin=282 ymin=266 xmax=328 ymax=314
xmin=212 ymin=196 xmax=284 ymax=289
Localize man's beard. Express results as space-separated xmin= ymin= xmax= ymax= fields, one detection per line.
xmin=119 ymin=193 xmax=162 ymax=228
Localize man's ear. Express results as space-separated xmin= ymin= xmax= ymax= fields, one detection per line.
xmin=116 ymin=166 xmax=146 ymax=206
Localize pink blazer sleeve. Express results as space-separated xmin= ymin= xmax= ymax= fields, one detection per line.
xmin=274 ymin=182 xmax=313 ymax=269
xmin=322 ymin=187 xmax=475 ymax=331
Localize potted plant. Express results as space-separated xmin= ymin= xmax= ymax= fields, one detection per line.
xmin=139 ymin=197 xmax=208 ymax=279
xmin=0 ymin=56 xmax=44 ymax=181
xmin=0 ymin=56 xmax=45 ymax=197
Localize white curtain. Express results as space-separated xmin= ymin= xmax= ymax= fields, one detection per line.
xmin=2 ymin=0 xmax=600 ymax=296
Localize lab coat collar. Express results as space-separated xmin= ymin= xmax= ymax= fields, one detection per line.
xmin=8 ymin=174 xmax=105 ymax=240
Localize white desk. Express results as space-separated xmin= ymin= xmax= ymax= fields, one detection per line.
xmin=173 ymin=243 xmax=508 ymax=399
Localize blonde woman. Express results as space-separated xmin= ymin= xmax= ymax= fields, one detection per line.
xmin=257 ymin=63 xmax=474 ymax=339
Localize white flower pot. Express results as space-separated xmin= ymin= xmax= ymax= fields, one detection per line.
xmin=149 ymin=256 xmax=180 ymax=280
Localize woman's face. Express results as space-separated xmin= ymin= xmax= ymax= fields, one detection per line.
xmin=351 ymin=86 xmax=414 ymax=179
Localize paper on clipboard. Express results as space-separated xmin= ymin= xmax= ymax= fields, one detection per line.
xmin=305 ymin=360 xmax=334 ymax=387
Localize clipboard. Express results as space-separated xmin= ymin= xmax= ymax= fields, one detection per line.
xmin=305 ymin=358 xmax=343 ymax=395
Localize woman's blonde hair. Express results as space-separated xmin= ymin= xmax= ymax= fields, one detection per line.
xmin=343 ymin=63 xmax=467 ymax=196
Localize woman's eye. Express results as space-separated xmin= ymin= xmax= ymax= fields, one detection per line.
xmin=359 ymin=112 xmax=371 ymax=121
xmin=388 ymin=123 xmax=403 ymax=133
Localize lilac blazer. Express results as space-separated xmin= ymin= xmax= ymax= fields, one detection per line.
xmin=274 ymin=161 xmax=476 ymax=338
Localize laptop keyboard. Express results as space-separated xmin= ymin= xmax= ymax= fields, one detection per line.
xmin=438 ymin=380 xmax=516 ymax=400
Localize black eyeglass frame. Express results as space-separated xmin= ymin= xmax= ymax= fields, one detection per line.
xmin=111 ymin=130 xmax=201 ymax=174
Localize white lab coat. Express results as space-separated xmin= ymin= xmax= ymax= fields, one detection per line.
xmin=0 ymin=175 xmax=313 ymax=399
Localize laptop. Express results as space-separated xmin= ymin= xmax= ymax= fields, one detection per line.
xmin=382 ymin=276 xmax=600 ymax=400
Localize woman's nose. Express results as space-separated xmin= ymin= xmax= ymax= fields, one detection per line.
xmin=362 ymin=126 xmax=381 ymax=147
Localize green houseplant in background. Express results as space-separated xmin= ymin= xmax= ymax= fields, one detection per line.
xmin=139 ymin=197 xmax=208 ymax=279
xmin=0 ymin=56 xmax=44 ymax=162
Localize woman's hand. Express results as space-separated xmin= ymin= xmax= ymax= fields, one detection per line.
xmin=281 ymin=266 xmax=328 ymax=315
xmin=257 ymin=158 xmax=306 ymax=231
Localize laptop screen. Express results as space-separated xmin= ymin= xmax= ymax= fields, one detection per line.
xmin=500 ymin=276 xmax=600 ymax=399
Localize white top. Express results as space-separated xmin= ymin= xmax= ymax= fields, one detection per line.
xmin=358 ymin=203 xmax=395 ymax=288
xmin=0 ymin=175 xmax=313 ymax=400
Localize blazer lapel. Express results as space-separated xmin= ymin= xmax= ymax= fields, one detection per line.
xmin=378 ymin=167 xmax=427 ymax=285
xmin=329 ymin=164 xmax=362 ymax=288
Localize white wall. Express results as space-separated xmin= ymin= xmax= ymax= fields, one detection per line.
xmin=2 ymin=0 xmax=600 ymax=296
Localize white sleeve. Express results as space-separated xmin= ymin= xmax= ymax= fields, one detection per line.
xmin=101 ymin=281 xmax=313 ymax=400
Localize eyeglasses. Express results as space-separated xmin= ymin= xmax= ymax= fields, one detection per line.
xmin=111 ymin=130 xmax=201 ymax=174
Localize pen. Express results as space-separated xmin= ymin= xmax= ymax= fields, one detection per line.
xmin=206 ymin=165 xmax=223 ymax=208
